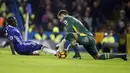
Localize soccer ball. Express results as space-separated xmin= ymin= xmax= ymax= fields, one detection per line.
xmin=56 ymin=51 xmax=67 ymax=59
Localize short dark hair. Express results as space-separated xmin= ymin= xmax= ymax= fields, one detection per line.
xmin=57 ymin=10 xmax=68 ymax=17
xmin=7 ymin=16 xmax=17 ymax=26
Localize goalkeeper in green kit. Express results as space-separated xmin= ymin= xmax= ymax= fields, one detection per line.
xmin=57 ymin=10 xmax=127 ymax=61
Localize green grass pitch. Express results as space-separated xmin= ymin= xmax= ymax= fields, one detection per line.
xmin=0 ymin=48 xmax=130 ymax=73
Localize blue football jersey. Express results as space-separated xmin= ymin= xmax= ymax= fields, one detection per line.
xmin=6 ymin=25 xmax=23 ymax=45
xmin=6 ymin=25 xmax=42 ymax=55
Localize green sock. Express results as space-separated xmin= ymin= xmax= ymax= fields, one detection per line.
xmin=98 ymin=53 xmax=124 ymax=60
xmin=72 ymin=44 xmax=81 ymax=57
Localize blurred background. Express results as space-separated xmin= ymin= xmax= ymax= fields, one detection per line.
xmin=0 ymin=0 xmax=130 ymax=54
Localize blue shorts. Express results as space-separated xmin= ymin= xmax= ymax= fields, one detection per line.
xmin=14 ymin=41 xmax=42 ymax=55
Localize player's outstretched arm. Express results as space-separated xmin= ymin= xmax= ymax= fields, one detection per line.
xmin=66 ymin=44 xmax=71 ymax=51
xmin=57 ymin=32 xmax=77 ymax=52
xmin=57 ymin=39 xmax=67 ymax=52
xmin=9 ymin=40 xmax=16 ymax=55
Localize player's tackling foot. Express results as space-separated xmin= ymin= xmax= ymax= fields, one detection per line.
xmin=73 ymin=54 xmax=81 ymax=59
xmin=121 ymin=54 xmax=127 ymax=61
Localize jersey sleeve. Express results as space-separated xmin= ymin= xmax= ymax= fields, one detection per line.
xmin=62 ymin=17 xmax=73 ymax=32
xmin=62 ymin=17 xmax=69 ymax=25
xmin=64 ymin=25 xmax=73 ymax=32
xmin=9 ymin=36 xmax=13 ymax=41
xmin=7 ymin=29 xmax=14 ymax=41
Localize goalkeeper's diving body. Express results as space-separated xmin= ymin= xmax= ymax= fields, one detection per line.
xmin=57 ymin=10 xmax=127 ymax=61
xmin=6 ymin=16 xmax=59 ymax=56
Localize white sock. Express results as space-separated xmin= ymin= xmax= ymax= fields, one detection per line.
xmin=42 ymin=47 xmax=56 ymax=55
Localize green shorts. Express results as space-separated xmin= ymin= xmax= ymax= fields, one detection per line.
xmin=77 ymin=35 xmax=98 ymax=57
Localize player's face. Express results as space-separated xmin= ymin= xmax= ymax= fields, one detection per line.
xmin=58 ymin=15 xmax=63 ymax=22
xmin=58 ymin=15 xmax=61 ymax=20
xmin=58 ymin=14 xmax=64 ymax=21
xmin=12 ymin=21 xmax=17 ymax=27
xmin=12 ymin=17 xmax=17 ymax=27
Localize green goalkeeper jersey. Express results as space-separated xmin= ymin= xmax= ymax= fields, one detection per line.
xmin=61 ymin=15 xmax=93 ymax=36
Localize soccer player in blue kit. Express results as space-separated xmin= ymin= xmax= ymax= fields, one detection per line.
xmin=6 ymin=16 xmax=59 ymax=56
